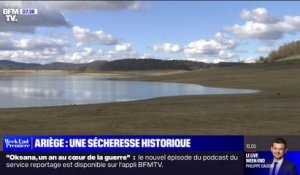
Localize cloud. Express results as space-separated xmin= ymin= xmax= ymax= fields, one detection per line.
xmin=103 ymin=50 xmax=140 ymax=60
xmin=257 ymin=46 xmax=274 ymax=53
xmin=60 ymin=47 xmax=149 ymax=63
xmin=0 ymin=32 xmax=11 ymax=37
xmin=0 ymin=28 xmax=145 ymax=63
xmin=225 ymin=21 xmax=283 ymax=40
xmin=225 ymin=8 xmax=300 ymax=40
xmin=63 ymin=47 xmax=94 ymax=63
xmin=212 ymin=58 xmax=227 ymax=64
xmin=115 ymin=43 xmax=132 ymax=52
xmin=0 ymin=35 xmax=69 ymax=63
xmin=73 ymin=26 xmax=118 ymax=45
xmin=0 ymin=1 xmax=142 ymax=33
xmin=214 ymin=32 xmax=238 ymax=49
xmin=152 ymin=43 xmax=182 ymax=53
xmin=0 ymin=41 xmax=144 ymax=64
xmin=1 ymin=46 xmax=94 ymax=64
xmin=241 ymin=56 xmax=257 ymax=63
xmin=184 ymin=40 xmax=221 ymax=55
xmin=218 ymin=50 xmax=238 ymax=60
xmin=76 ymin=42 xmax=83 ymax=48
xmin=150 ymin=33 xmax=238 ymax=62
xmin=0 ymin=50 xmax=64 ymax=64
xmin=241 ymin=8 xmax=279 ymax=24
xmin=2 ymin=1 xmax=141 ymax=11
xmin=0 ymin=36 xmax=68 ymax=51
xmin=184 ymin=32 xmax=238 ymax=56
xmin=0 ymin=2 xmax=70 ymax=33
xmin=45 ymin=1 xmax=142 ymax=11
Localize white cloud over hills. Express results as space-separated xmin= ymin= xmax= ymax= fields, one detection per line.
xmin=241 ymin=8 xmax=279 ymax=24
xmin=72 ymin=26 xmax=118 ymax=45
xmin=115 ymin=43 xmax=132 ymax=52
xmin=184 ymin=32 xmax=238 ymax=57
xmin=152 ymin=32 xmax=238 ymax=62
xmin=152 ymin=43 xmax=182 ymax=53
xmin=225 ymin=8 xmax=300 ymax=40
xmin=44 ymin=1 xmax=141 ymax=11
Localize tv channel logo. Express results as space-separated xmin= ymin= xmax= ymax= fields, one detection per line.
xmin=3 ymin=8 xmax=38 ymax=22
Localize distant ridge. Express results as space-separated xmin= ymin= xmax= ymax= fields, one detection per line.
xmin=96 ymin=58 xmax=207 ymax=71
xmin=0 ymin=60 xmax=40 ymax=69
xmin=0 ymin=58 xmax=246 ymax=71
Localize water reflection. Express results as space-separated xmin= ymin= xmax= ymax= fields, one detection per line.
xmin=0 ymin=75 xmax=259 ymax=108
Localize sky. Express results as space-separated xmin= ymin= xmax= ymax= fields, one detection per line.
xmin=1 ymin=1 xmax=300 ymax=64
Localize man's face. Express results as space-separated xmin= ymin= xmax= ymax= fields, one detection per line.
xmin=271 ymin=143 xmax=287 ymax=160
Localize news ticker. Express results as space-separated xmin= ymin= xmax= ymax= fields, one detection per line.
xmin=3 ymin=135 xmax=243 ymax=152
xmin=1 ymin=135 xmax=300 ymax=175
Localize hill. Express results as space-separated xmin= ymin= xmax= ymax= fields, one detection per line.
xmin=40 ymin=62 xmax=86 ymax=70
xmin=0 ymin=60 xmax=40 ymax=70
xmin=267 ymin=40 xmax=300 ymax=61
xmin=95 ymin=59 xmax=207 ymax=71
xmin=80 ymin=60 xmax=108 ymax=71
xmin=0 ymin=59 xmax=208 ymax=71
xmin=275 ymin=54 xmax=300 ymax=62
xmin=0 ymin=58 xmax=248 ymax=71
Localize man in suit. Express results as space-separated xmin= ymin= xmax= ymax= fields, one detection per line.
xmin=269 ymin=137 xmax=298 ymax=175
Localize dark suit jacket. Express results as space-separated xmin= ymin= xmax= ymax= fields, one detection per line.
xmin=277 ymin=159 xmax=298 ymax=175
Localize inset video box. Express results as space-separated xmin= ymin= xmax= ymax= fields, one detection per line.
xmin=244 ymin=136 xmax=300 ymax=175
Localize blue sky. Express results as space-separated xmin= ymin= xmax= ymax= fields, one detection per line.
xmin=1 ymin=1 xmax=300 ymax=64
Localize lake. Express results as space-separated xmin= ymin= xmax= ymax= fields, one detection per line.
xmin=0 ymin=75 xmax=259 ymax=108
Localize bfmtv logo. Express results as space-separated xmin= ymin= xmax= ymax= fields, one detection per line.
xmin=2 ymin=9 xmax=19 ymax=22
xmin=2 ymin=8 xmax=38 ymax=22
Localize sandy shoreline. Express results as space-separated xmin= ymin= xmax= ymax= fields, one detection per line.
xmin=0 ymin=70 xmax=131 ymax=77
xmin=0 ymin=69 xmax=187 ymax=79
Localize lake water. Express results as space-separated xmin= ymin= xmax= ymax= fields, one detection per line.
xmin=0 ymin=75 xmax=259 ymax=108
